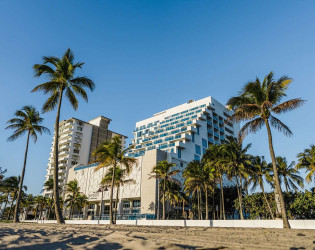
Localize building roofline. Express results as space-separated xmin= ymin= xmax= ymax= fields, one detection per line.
xmin=108 ymin=130 xmax=128 ymax=139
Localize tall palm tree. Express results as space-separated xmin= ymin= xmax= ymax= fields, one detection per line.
xmin=6 ymin=106 xmax=49 ymax=223
xmin=223 ymin=136 xmax=252 ymax=220
xmin=76 ymin=194 xmax=89 ymax=219
xmin=32 ymin=49 xmax=95 ymax=223
xmin=203 ymin=144 xmax=225 ymax=219
xmin=164 ymin=179 xmax=181 ymax=218
xmin=65 ymin=180 xmax=81 ymax=219
xmin=151 ymin=160 xmax=179 ymax=220
xmin=101 ymin=166 xmax=134 ymax=223
xmin=92 ymin=136 xmax=137 ymax=224
xmin=2 ymin=176 xmax=27 ymax=220
xmin=269 ymin=157 xmax=304 ymax=192
xmin=249 ymin=156 xmax=274 ymax=219
xmin=183 ymin=160 xmax=214 ymax=220
xmin=23 ymin=194 xmax=34 ymax=220
xmin=296 ymin=145 xmax=315 ymax=183
xmin=226 ymin=72 xmax=305 ymax=228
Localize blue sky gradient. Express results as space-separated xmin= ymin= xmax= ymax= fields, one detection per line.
xmin=0 ymin=1 xmax=314 ymax=194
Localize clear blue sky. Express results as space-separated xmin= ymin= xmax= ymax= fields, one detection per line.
xmin=0 ymin=1 xmax=314 ymax=195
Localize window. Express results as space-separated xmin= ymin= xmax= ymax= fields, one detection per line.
xmin=203 ymin=148 xmax=207 ymax=155
xmin=192 ymin=133 xmax=195 ymax=142
xmin=195 ymin=145 xmax=201 ymax=155
xmin=73 ymin=149 xmax=80 ymax=154
xmin=133 ymin=200 xmax=140 ymax=207
xmin=178 ymin=148 xmax=181 ymax=159
xmin=123 ymin=201 xmax=130 ymax=208
xmin=196 ymin=126 xmax=200 ymax=135
xmin=202 ymin=138 xmax=208 ymax=148
xmin=194 ymin=154 xmax=200 ymax=161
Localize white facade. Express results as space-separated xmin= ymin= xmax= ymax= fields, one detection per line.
xmin=43 ymin=116 xmax=127 ymax=197
xmin=128 ymin=96 xmax=239 ymax=164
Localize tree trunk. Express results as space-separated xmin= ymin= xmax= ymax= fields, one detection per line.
xmin=265 ymin=120 xmax=290 ymax=228
xmin=220 ymin=176 xmax=226 ymax=220
xmin=8 ymin=193 xmax=16 ymax=220
xmin=261 ymin=182 xmax=274 ymax=219
xmin=157 ymin=178 xmax=160 ymax=220
xmin=1 ymin=195 xmax=9 ymax=220
xmin=13 ymin=131 xmax=30 ymax=223
xmin=205 ymin=186 xmax=209 ymax=220
xmin=162 ymin=178 xmax=166 ymax=220
xmin=114 ymin=185 xmax=119 ymax=224
xmin=53 ymin=90 xmax=65 ymax=224
xmin=47 ymin=206 xmax=51 ymax=220
xmin=197 ymin=190 xmax=200 ymax=220
xmin=109 ymin=162 xmax=117 ymax=224
xmin=235 ymin=175 xmax=244 ymax=220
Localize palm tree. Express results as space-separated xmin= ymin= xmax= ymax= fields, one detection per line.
xmin=203 ymin=144 xmax=225 ymax=219
xmin=183 ymin=160 xmax=214 ymax=220
xmin=2 ymin=176 xmax=27 ymax=220
xmin=164 ymin=179 xmax=181 ymax=218
xmin=226 ymin=72 xmax=305 ymax=228
xmin=33 ymin=196 xmax=44 ymax=220
xmin=151 ymin=160 xmax=178 ymax=220
xmin=76 ymin=194 xmax=89 ymax=219
xmin=32 ymin=49 xmax=95 ymax=223
xmin=92 ymin=135 xmax=137 ymax=224
xmin=296 ymin=145 xmax=315 ymax=183
xmin=6 ymin=106 xmax=49 ymax=223
xmin=65 ymin=180 xmax=81 ymax=219
xmin=23 ymin=194 xmax=34 ymax=220
xmin=249 ymin=156 xmax=274 ymax=219
xmin=223 ymin=136 xmax=252 ymax=220
xmin=101 ymin=166 xmax=134 ymax=223
xmin=269 ymin=157 xmax=304 ymax=192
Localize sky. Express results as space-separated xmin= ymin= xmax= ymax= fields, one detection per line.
xmin=0 ymin=1 xmax=314 ymax=195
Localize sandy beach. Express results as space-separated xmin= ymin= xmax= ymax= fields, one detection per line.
xmin=0 ymin=223 xmax=314 ymax=249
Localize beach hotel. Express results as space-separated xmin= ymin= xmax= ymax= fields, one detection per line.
xmin=42 ymin=116 xmax=127 ymax=198
xmin=64 ymin=96 xmax=240 ymax=220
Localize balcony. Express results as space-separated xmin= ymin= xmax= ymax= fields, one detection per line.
xmin=62 ymin=127 xmax=73 ymax=134
xmin=207 ymin=129 xmax=213 ymax=135
xmin=214 ymin=133 xmax=220 ymax=138
xmin=219 ymin=120 xmax=224 ymax=125
xmin=175 ymin=141 xmax=186 ymax=149
xmin=60 ymin=144 xmax=70 ymax=151
xmin=59 ymin=156 xmax=68 ymax=162
xmin=207 ymin=120 xmax=213 ymax=126
xmin=59 ymin=150 xmax=69 ymax=156
xmin=213 ymin=116 xmax=218 ymax=122
xmin=213 ymin=124 xmax=219 ymax=130
xmin=220 ymin=136 xmax=225 ymax=140
xmin=197 ymin=114 xmax=206 ymax=121
xmin=59 ymin=139 xmax=71 ymax=145
xmin=60 ymin=133 xmax=72 ymax=139
xmin=219 ymin=128 xmax=224 ymax=133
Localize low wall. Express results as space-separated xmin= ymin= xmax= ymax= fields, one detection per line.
xmin=22 ymin=219 xmax=315 ymax=229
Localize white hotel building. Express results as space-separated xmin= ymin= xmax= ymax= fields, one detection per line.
xmin=43 ymin=116 xmax=127 ymax=197
xmin=65 ymin=97 xmax=239 ymax=219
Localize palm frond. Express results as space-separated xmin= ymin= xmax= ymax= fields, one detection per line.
xmin=269 ymin=115 xmax=292 ymax=137
xmin=272 ymin=98 xmax=306 ymax=114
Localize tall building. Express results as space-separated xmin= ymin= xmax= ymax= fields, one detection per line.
xmin=127 ymin=96 xmax=239 ymax=164
xmin=43 ymin=116 xmax=127 ymax=197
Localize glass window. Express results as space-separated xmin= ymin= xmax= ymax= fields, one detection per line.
xmin=194 ymin=154 xmax=200 ymax=161
xmin=202 ymin=138 xmax=208 ymax=148
xmin=178 ymin=148 xmax=181 ymax=159
xmin=192 ymin=133 xmax=195 ymax=142
xmin=197 ymin=126 xmax=200 ymax=135
xmin=195 ymin=145 xmax=201 ymax=155
xmin=133 ymin=200 xmax=140 ymax=207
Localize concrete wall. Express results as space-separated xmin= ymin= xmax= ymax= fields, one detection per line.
xmin=23 ymin=219 xmax=315 ymax=229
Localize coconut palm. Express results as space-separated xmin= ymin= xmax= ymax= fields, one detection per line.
xmin=183 ymin=160 xmax=214 ymax=220
xmin=269 ymin=157 xmax=304 ymax=192
xmin=249 ymin=156 xmax=274 ymax=219
xmin=296 ymin=145 xmax=315 ymax=183
xmin=76 ymin=194 xmax=89 ymax=218
xmin=22 ymin=194 xmax=34 ymax=220
xmin=101 ymin=166 xmax=134 ymax=223
xmin=32 ymin=49 xmax=95 ymax=223
xmin=65 ymin=180 xmax=81 ymax=219
xmin=202 ymin=144 xmax=226 ymax=219
xmin=1 ymin=176 xmax=27 ymax=220
xmin=151 ymin=160 xmax=178 ymax=220
xmin=164 ymin=179 xmax=181 ymax=218
xmin=226 ymin=72 xmax=305 ymax=228
xmin=223 ymin=136 xmax=252 ymax=220
xmin=6 ymin=106 xmax=49 ymax=223
xmin=92 ymin=135 xmax=137 ymax=224
xmin=0 ymin=167 xmax=7 ymax=183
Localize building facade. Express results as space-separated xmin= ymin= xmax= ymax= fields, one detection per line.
xmin=43 ymin=116 xmax=127 ymax=197
xmin=128 ymin=96 xmax=239 ymax=165
xmin=66 ymin=149 xmax=166 ymax=219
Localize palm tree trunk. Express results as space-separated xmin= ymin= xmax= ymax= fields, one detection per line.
xmin=47 ymin=206 xmax=51 ymax=220
xmin=205 ymin=186 xmax=209 ymax=220
xmin=109 ymin=162 xmax=117 ymax=224
xmin=265 ymin=120 xmax=290 ymax=228
xmin=220 ymin=176 xmax=226 ymax=220
xmin=261 ymin=182 xmax=274 ymax=219
xmin=235 ymin=175 xmax=244 ymax=220
xmin=114 ymin=186 xmax=119 ymax=224
xmin=199 ymin=190 xmax=203 ymax=220
xmin=157 ymin=178 xmax=160 ymax=220
xmin=197 ymin=190 xmax=200 ymax=220
xmin=13 ymin=131 xmax=30 ymax=223
xmin=162 ymin=178 xmax=166 ymax=220
xmin=8 ymin=193 xmax=16 ymax=220
xmin=1 ymin=195 xmax=9 ymax=220
xmin=182 ymin=200 xmax=185 ymax=218
xmin=53 ymin=90 xmax=65 ymax=224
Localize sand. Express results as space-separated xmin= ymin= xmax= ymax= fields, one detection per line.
xmin=0 ymin=223 xmax=314 ymax=249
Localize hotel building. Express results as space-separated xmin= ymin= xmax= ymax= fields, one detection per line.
xmin=64 ymin=97 xmax=239 ymax=219
xmin=43 ymin=116 xmax=127 ymax=197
